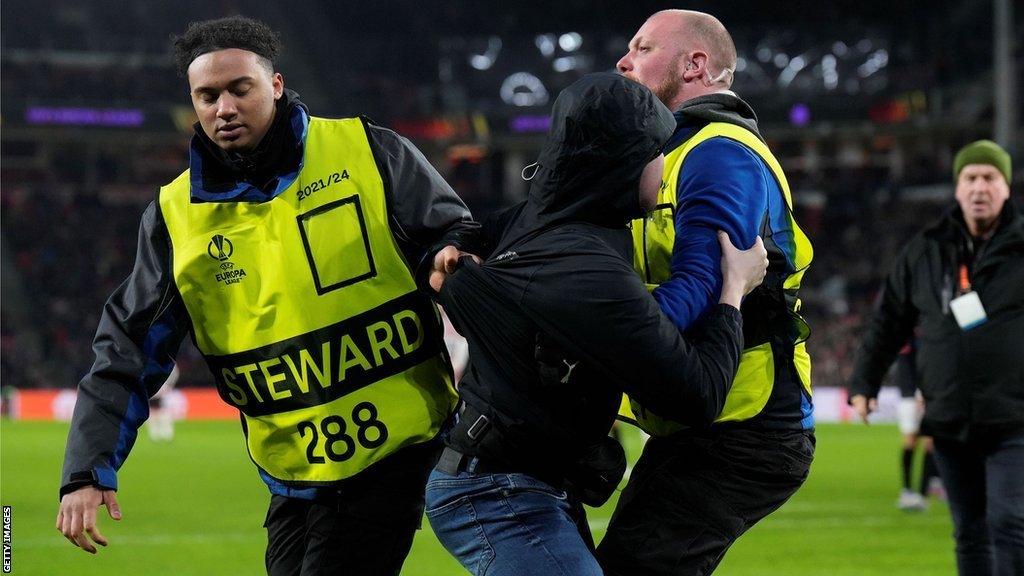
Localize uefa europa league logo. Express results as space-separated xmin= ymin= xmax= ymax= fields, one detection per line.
xmin=207 ymin=234 xmax=234 ymax=262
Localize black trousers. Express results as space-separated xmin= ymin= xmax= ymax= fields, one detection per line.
xmin=932 ymin=434 xmax=1024 ymax=576
xmin=597 ymin=427 xmax=814 ymax=576
xmin=265 ymin=440 xmax=441 ymax=576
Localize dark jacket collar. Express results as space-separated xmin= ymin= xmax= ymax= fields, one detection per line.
xmin=664 ymin=91 xmax=762 ymax=153
xmin=188 ymin=89 xmax=309 ymax=203
xmin=930 ymin=200 xmax=1023 ymax=248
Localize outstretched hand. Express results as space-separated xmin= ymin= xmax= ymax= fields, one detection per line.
xmin=57 ymin=485 xmax=121 ymax=554
xmin=849 ymin=394 xmax=878 ymax=425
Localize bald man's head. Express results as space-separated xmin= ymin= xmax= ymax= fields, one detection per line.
xmin=618 ymin=10 xmax=738 ymax=109
xmin=655 ymin=10 xmax=737 ymax=85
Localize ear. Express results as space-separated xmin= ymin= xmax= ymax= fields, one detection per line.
xmin=683 ymin=51 xmax=709 ymax=83
xmin=272 ymin=72 xmax=285 ymax=100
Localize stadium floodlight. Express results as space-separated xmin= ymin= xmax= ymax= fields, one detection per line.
xmin=558 ymin=32 xmax=582 ymax=52
xmin=553 ymin=56 xmax=585 ymax=73
xmin=535 ymin=34 xmax=556 ymax=58
xmin=469 ymin=37 xmax=503 ymax=71
xmin=500 ymin=72 xmax=549 ymax=107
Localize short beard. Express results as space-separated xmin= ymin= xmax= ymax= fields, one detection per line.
xmin=652 ymin=57 xmax=684 ymax=109
xmin=655 ymin=75 xmax=679 ymax=108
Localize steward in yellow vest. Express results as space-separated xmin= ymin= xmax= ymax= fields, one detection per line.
xmin=58 ymin=17 xmax=477 ymax=575
xmin=599 ymin=11 xmax=816 ymax=574
xmin=602 ymin=89 xmax=818 ymax=576
xmin=625 ymin=116 xmax=814 ymax=433
xmin=159 ymin=111 xmax=462 ymax=486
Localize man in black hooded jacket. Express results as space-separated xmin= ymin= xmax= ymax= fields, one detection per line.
xmin=425 ymin=73 xmax=769 ymax=575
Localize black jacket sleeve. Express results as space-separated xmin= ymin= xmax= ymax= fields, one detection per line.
xmin=365 ymin=124 xmax=480 ymax=287
xmin=848 ymin=241 xmax=921 ymax=399
xmin=519 ymin=244 xmax=744 ymax=426
xmin=59 ymin=201 xmax=192 ymax=498
xmin=478 ymin=202 xmax=527 ymax=259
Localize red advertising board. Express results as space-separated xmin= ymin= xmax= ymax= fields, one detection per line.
xmin=8 ymin=389 xmax=238 ymax=421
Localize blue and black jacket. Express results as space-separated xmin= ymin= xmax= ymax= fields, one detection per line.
xmin=654 ymin=92 xmax=813 ymax=430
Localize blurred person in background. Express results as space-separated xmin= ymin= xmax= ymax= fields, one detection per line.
xmin=599 ymin=10 xmax=815 ymax=575
xmin=55 ymin=15 xmax=479 ymax=576
xmin=892 ymin=338 xmax=943 ymax=512
xmin=146 ymin=364 xmax=179 ymax=442
xmin=849 ymin=140 xmax=1023 ymax=576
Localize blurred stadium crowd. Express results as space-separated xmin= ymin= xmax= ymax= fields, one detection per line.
xmin=1 ymin=0 xmax=1018 ymax=394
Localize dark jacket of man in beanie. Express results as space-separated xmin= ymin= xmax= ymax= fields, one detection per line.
xmin=849 ymin=139 xmax=1023 ymax=576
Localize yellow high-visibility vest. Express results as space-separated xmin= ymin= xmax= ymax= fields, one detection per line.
xmin=624 ymin=122 xmax=813 ymax=435
xmin=160 ymin=116 xmax=457 ymax=483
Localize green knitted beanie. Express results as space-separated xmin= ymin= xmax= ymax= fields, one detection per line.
xmin=954 ymin=140 xmax=1011 ymax=183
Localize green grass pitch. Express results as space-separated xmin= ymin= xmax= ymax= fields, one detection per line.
xmin=1 ymin=421 xmax=953 ymax=575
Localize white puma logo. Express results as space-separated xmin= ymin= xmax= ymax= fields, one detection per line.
xmin=560 ymin=360 xmax=579 ymax=384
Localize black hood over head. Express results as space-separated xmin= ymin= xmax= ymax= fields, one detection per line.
xmin=494 ymin=73 xmax=675 ymax=254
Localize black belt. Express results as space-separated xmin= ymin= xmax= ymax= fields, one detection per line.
xmin=438 ymin=402 xmax=506 ymax=474
xmin=435 ymin=446 xmax=569 ymax=493
xmin=441 ymin=402 xmax=564 ymax=486
xmin=436 ymin=446 xmax=508 ymax=476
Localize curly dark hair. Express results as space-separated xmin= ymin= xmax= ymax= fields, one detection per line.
xmin=172 ymin=16 xmax=281 ymax=77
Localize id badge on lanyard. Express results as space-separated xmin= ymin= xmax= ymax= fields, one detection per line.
xmin=949 ymin=264 xmax=988 ymax=330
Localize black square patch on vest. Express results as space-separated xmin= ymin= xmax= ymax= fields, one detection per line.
xmin=297 ymin=195 xmax=377 ymax=295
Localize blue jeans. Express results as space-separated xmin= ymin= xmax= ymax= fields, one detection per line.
xmin=933 ymin=434 xmax=1024 ymax=576
xmin=424 ymin=466 xmax=602 ymax=576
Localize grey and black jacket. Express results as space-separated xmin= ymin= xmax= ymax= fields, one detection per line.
xmin=60 ymin=91 xmax=479 ymax=498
